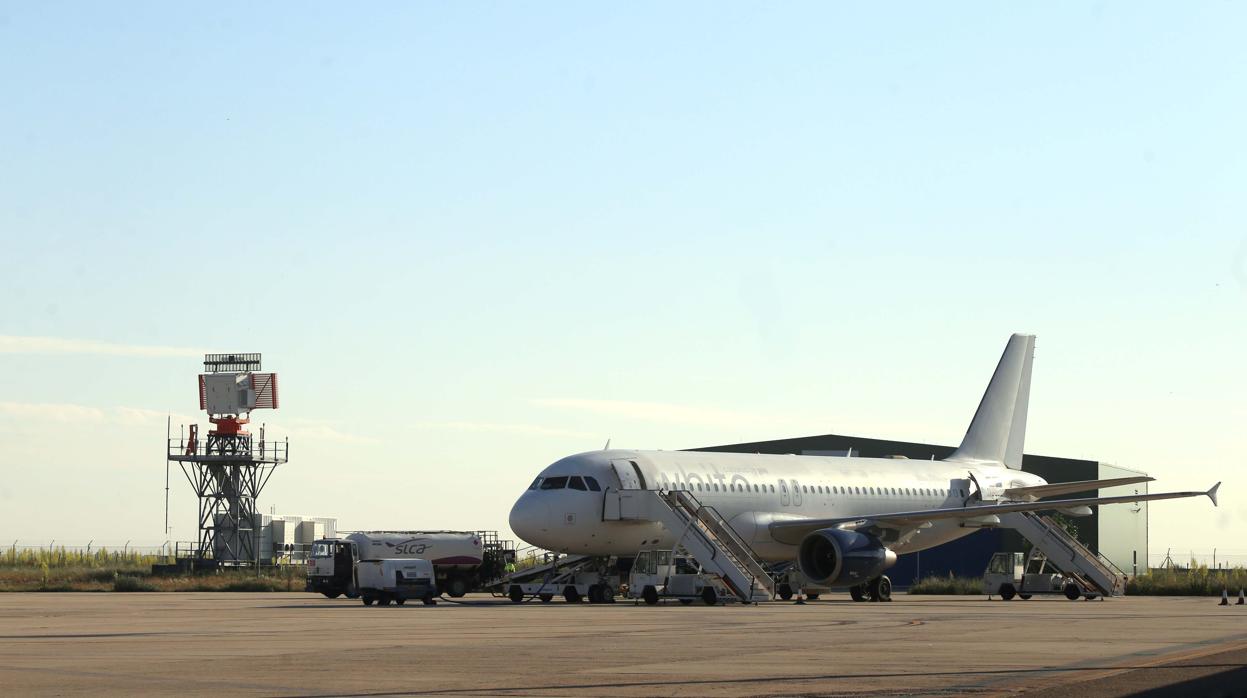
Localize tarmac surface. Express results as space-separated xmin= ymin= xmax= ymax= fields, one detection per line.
xmin=1 ymin=593 xmax=1246 ymax=697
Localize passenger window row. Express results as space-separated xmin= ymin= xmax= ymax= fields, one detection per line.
xmin=528 ymin=474 xmax=963 ymax=500
xmin=528 ymin=476 xmax=602 ymax=492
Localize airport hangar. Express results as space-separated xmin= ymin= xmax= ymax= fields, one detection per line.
xmin=692 ymin=433 xmax=1149 ymax=585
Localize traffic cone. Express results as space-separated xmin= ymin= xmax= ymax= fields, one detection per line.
xmin=1220 ymin=589 xmax=1229 ymax=606
xmin=1238 ymin=589 xmax=1244 ymax=606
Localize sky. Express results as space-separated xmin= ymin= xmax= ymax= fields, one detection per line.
xmin=1 ymin=3 xmax=1244 ymax=561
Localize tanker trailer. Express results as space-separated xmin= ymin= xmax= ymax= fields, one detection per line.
xmin=307 ymin=530 xmax=486 ymax=598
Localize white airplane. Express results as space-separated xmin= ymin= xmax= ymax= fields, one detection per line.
xmin=509 ymin=334 xmax=1218 ymax=596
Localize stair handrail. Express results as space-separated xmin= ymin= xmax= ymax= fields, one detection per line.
xmin=1028 ymin=512 xmax=1123 ymax=594
xmin=663 ymin=490 xmax=775 ymax=594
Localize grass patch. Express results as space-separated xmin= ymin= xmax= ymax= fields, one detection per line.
xmin=1 ymin=549 xmax=306 ymax=592
xmin=113 ymin=575 xmax=157 ymax=592
xmin=1127 ymin=566 xmax=1247 ymax=596
xmin=907 ymin=575 xmax=983 ymax=595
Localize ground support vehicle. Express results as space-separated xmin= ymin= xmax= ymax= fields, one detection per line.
xmin=984 ymin=550 xmax=1098 ymax=601
xmin=627 ymin=549 xmax=744 ymax=606
xmin=356 ymin=559 xmax=437 ymax=606
xmin=499 ymin=551 xmax=623 ymax=603
xmin=307 ymin=530 xmax=514 ymax=599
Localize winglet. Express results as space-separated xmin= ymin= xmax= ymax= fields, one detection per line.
xmin=1208 ymin=482 xmax=1221 ymax=507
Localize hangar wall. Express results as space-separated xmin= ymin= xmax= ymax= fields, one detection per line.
xmin=692 ymin=433 xmax=1147 ymax=584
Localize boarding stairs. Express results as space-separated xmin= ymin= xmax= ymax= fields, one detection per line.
xmin=1001 ymin=511 xmax=1127 ymax=597
xmin=605 ymin=488 xmax=775 ymax=602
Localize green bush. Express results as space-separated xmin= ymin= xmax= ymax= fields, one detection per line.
xmin=907 ymin=575 xmax=983 ymax=595
xmin=1127 ymin=566 xmax=1247 ymax=596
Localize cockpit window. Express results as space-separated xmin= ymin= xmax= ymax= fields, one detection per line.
xmin=528 ymin=477 xmax=543 ymax=490
xmin=540 ymin=476 xmax=568 ymax=490
xmin=568 ymin=476 xmax=587 ymax=491
xmin=584 ymin=476 xmax=601 ymax=491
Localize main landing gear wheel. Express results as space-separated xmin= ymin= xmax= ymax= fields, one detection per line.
xmin=445 ymin=576 xmax=469 ymax=598
xmin=806 ymin=593 xmax=820 ymax=600
xmin=564 ymin=586 xmax=582 ymax=604
xmin=362 ymin=595 xmax=375 ymax=606
xmin=642 ymin=586 xmax=659 ymax=606
xmin=777 ymin=583 xmax=793 ymax=601
xmin=849 ymin=585 xmax=867 ymax=602
xmin=867 ymin=576 xmax=892 ymax=602
xmin=701 ymin=586 xmax=718 ymax=606
xmin=1000 ymin=584 xmax=1017 ymax=601
xmin=508 ymin=585 xmax=524 ymax=603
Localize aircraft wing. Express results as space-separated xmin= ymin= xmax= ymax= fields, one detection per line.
xmin=768 ymin=483 xmax=1219 ymax=545
xmin=1001 ymin=476 xmax=1154 ymax=501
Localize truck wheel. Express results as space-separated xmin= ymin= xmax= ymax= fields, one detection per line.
xmin=423 ymin=597 xmax=437 ymax=606
xmin=806 ymin=593 xmax=820 ymax=600
xmin=849 ymin=585 xmax=867 ymax=602
xmin=394 ymin=598 xmax=406 ymax=606
xmin=701 ymin=586 xmax=718 ymax=606
xmin=508 ymin=585 xmax=524 ymax=603
xmin=599 ymin=584 xmax=615 ymax=603
xmin=1019 ymin=594 xmax=1032 ymax=600
xmin=777 ymin=583 xmax=793 ymax=601
xmin=999 ymin=584 xmax=1016 ymax=600
xmin=679 ymin=599 xmax=694 ymax=605
xmin=1064 ymin=583 xmax=1081 ymax=601
xmin=362 ymin=595 xmax=375 ymax=606
xmin=378 ymin=597 xmax=392 ymax=607
xmin=446 ymin=576 xmax=469 ymax=598
xmin=322 ymin=592 xmax=341 ymax=599
xmin=345 ymin=581 xmax=359 ymax=599
xmin=587 ymin=584 xmax=602 ymax=604
xmin=539 ymin=593 xmax=553 ymax=603
xmin=642 ymin=586 xmax=659 ymax=605
xmin=564 ymin=587 xmax=582 ymax=604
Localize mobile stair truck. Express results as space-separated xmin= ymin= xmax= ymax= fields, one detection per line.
xmin=357 ymin=559 xmax=437 ymax=606
xmin=983 ymin=550 xmax=1097 ymax=601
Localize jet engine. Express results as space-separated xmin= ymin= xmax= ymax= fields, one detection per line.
xmin=797 ymin=528 xmax=897 ymax=587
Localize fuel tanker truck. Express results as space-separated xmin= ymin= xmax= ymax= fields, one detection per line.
xmin=306 ymin=531 xmax=511 ymax=598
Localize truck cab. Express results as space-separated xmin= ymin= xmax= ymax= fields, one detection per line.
xmin=306 ymin=538 xmax=359 ymax=598
xmin=628 ymin=549 xmax=725 ymax=606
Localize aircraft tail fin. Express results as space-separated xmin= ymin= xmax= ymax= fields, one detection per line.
xmin=947 ymin=334 xmax=1036 ymax=470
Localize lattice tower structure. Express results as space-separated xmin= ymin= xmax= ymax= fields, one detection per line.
xmin=168 ymin=353 xmax=286 ymax=564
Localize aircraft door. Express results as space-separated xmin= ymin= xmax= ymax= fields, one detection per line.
xmin=778 ymin=479 xmax=790 ymax=506
xmin=791 ymin=479 xmax=802 ymax=507
xmin=612 ymin=460 xmax=643 ymax=490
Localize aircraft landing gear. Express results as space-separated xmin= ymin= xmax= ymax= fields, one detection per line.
xmin=849 ymin=584 xmax=867 ymax=602
xmin=777 ymin=583 xmax=794 ymax=601
xmin=866 ymin=575 xmax=892 ymax=602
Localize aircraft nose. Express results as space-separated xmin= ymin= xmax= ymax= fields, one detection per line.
xmin=508 ymin=492 xmax=550 ymax=547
